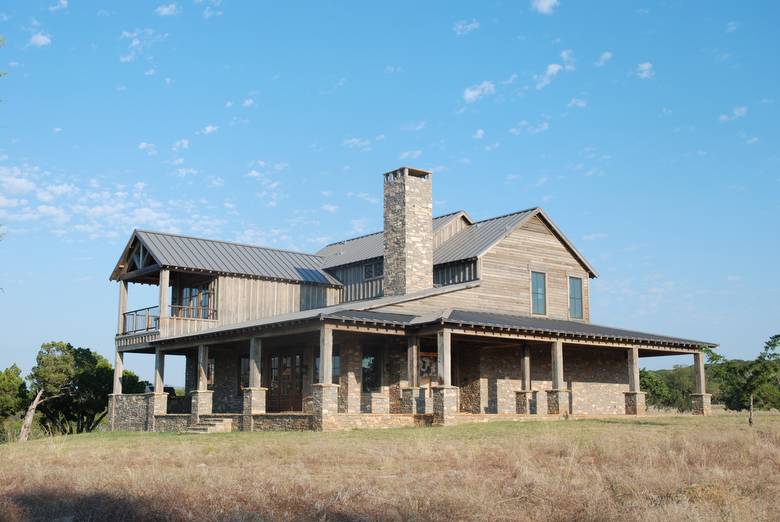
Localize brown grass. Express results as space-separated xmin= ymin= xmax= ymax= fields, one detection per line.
xmin=1 ymin=414 xmax=779 ymax=521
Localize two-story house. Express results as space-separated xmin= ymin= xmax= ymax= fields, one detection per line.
xmin=108 ymin=167 xmax=715 ymax=432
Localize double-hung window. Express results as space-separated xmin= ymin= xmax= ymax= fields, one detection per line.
xmin=569 ymin=277 xmax=584 ymax=319
xmin=531 ymin=271 xmax=546 ymax=315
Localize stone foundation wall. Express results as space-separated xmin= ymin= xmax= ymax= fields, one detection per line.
xmin=691 ymin=393 xmax=711 ymax=416
xmin=480 ymin=347 xmax=523 ymax=414
xmin=564 ymin=346 xmax=628 ymax=415
xmin=110 ymin=394 xmax=152 ymax=431
xmin=154 ymin=414 xmax=190 ymax=432
xmin=211 ymin=349 xmax=242 ymax=413
xmin=252 ymin=414 xmax=313 ymax=431
xmin=340 ymin=340 xmax=361 ymax=413
xmin=458 ymin=347 xmax=481 ymax=413
xmin=323 ymin=413 xmax=420 ymax=431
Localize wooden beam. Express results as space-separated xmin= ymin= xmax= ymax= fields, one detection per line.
xmin=522 ymin=343 xmax=531 ymax=391
xmin=694 ymin=351 xmax=706 ymax=394
xmin=628 ymin=347 xmax=640 ymax=392
xmin=197 ymin=344 xmax=209 ymax=391
xmin=154 ymin=347 xmax=165 ymax=394
xmin=119 ymin=264 xmax=162 ymax=281
xmin=117 ymin=281 xmax=128 ymax=335
xmin=159 ymin=268 xmax=170 ymax=320
xmin=407 ymin=335 xmax=419 ymax=388
xmin=249 ymin=337 xmax=262 ymax=388
xmin=437 ymin=329 xmax=452 ymax=386
xmin=319 ymin=324 xmax=333 ymax=384
xmin=113 ymin=350 xmax=124 ymax=394
xmin=551 ymin=340 xmax=564 ymax=390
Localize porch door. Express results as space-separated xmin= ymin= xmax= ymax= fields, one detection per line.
xmin=266 ymin=352 xmax=304 ymax=412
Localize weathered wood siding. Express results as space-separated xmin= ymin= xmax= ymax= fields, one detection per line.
xmin=433 ymin=214 xmax=470 ymax=249
xmin=159 ymin=275 xmax=339 ymax=338
xmin=376 ymin=215 xmax=591 ymax=321
xmin=327 ymin=261 xmax=384 ymax=303
xmin=433 ymin=260 xmax=478 ymax=287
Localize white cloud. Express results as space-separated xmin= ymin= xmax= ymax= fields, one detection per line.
xmin=242 ymin=98 xmax=255 ymax=108
xmin=463 ymin=80 xmax=496 ymax=103
xmin=172 ymin=138 xmax=189 ymax=152
xmin=346 ymin=192 xmax=380 ymax=205
xmin=745 ymin=136 xmax=759 ymax=145
xmin=472 ymin=129 xmax=485 ymax=140
xmin=200 ymin=0 xmax=224 ymax=20
xmin=636 ymin=62 xmax=655 ymax=80
xmin=401 ymin=120 xmax=426 ymax=132
xmin=484 ymin=142 xmax=500 ymax=152
xmin=533 ymin=63 xmax=563 ymax=90
xmin=29 ymin=32 xmax=52 ymax=47
xmin=198 ymin=124 xmax=218 ymax=135
xmin=453 ymin=19 xmax=480 ymax=36
xmin=119 ymin=28 xmax=167 ymax=62
xmin=342 ymin=137 xmax=372 ymax=150
xmin=510 ymin=120 xmax=550 ymax=135
xmin=561 ymin=49 xmax=575 ymax=71
xmin=155 ymin=4 xmax=180 ymax=16
xmin=321 ymin=204 xmax=338 ymax=214
xmin=583 ymin=232 xmax=608 ymax=241
xmin=399 ymin=150 xmax=422 ymax=160
xmin=52 ymin=127 xmax=62 ymax=134
xmin=567 ymin=98 xmax=587 ymax=109
xmin=595 ymin=51 xmax=613 ymax=67
xmin=531 ymin=0 xmax=559 ymax=15
xmin=48 ymin=1 xmax=68 ymax=13
xmin=501 ymin=73 xmax=518 ymax=85
xmin=725 ymin=21 xmax=738 ymax=33
xmin=719 ymin=106 xmax=747 ymax=122
xmin=138 ymin=142 xmax=157 ymax=156
xmin=175 ymin=167 xmax=197 ymax=177
xmin=144 ymin=67 xmax=157 ymax=76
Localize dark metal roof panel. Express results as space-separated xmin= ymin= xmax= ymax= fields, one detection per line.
xmin=324 ymin=309 xmax=417 ymax=325
xmin=445 ymin=309 xmax=717 ymax=347
xmin=134 ymin=230 xmax=340 ymax=286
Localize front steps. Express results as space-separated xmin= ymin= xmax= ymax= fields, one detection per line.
xmin=185 ymin=417 xmax=234 ymax=434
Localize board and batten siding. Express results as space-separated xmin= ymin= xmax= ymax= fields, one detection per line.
xmin=159 ymin=275 xmax=339 ymax=338
xmin=433 ymin=214 xmax=471 ymax=250
xmin=327 ymin=261 xmax=384 ymax=303
xmin=433 ymin=260 xmax=478 ymax=287
xmin=376 ymin=215 xmax=591 ymax=321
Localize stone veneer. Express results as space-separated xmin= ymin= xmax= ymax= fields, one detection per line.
xmin=312 ymin=383 xmax=339 ymax=431
xmin=191 ymin=390 xmax=213 ymax=422
xmin=624 ymin=392 xmax=646 ymax=415
xmin=339 ymin=340 xmax=362 ymax=413
xmin=433 ymin=386 xmax=459 ymax=426
xmin=382 ymin=167 xmax=433 ymax=296
xmin=691 ymin=393 xmax=712 ymax=416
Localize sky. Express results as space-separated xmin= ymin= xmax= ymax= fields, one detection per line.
xmin=0 ymin=1 xmax=778 ymax=385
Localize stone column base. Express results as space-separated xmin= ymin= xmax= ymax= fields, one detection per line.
xmin=624 ymin=391 xmax=646 ymax=415
xmin=516 ymin=390 xmax=533 ymax=414
xmin=191 ymin=390 xmax=213 ymax=423
xmin=546 ymin=390 xmax=569 ymax=416
xmin=108 ymin=394 xmax=119 ymax=431
xmin=432 ymin=386 xmax=459 ymax=426
xmin=313 ymin=383 xmax=339 ymax=431
xmin=242 ymin=387 xmax=267 ymax=432
xmin=400 ymin=387 xmax=419 ymax=414
xmin=691 ymin=393 xmax=711 ymax=416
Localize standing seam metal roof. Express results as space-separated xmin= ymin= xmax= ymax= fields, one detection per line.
xmin=121 ymin=230 xmax=340 ymax=286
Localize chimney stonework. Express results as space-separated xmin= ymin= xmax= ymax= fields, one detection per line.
xmin=383 ymin=167 xmax=433 ymax=296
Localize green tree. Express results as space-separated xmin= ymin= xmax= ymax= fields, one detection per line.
xmin=705 ymin=336 xmax=780 ymax=425
xmin=639 ymin=368 xmax=671 ymax=409
xmin=0 ymin=364 xmax=28 ymax=419
xmin=28 ymin=342 xmax=114 ymax=434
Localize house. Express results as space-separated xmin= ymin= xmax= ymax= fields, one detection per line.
xmin=108 ymin=166 xmax=715 ymax=432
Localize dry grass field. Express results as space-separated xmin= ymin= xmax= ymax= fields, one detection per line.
xmin=1 ymin=414 xmax=778 ymax=522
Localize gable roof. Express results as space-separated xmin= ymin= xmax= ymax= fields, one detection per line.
xmin=317 ymin=207 xmax=598 ymax=277
xmin=110 ymin=230 xmax=341 ymax=286
xmin=316 ymin=211 xmax=467 ymax=269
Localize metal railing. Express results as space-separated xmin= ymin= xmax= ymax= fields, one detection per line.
xmin=123 ymin=306 xmax=160 ymax=334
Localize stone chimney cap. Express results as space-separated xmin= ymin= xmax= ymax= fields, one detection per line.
xmin=383 ymin=166 xmax=432 ymax=179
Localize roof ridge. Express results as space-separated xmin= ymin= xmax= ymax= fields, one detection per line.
xmin=471 ymin=207 xmax=539 ymax=225
xmin=321 ymin=210 xmax=468 ymax=248
xmin=134 ymin=229 xmax=325 ymax=259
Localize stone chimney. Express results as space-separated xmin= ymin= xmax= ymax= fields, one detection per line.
xmin=383 ymin=167 xmax=433 ymax=296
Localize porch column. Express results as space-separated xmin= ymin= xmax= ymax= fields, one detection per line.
xmin=113 ymin=350 xmax=124 ymax=395
xmin=691 ymin=351 xmax=711 ymax=415
xmin=516 ymin=343 xmax=533 ymax=414
xmin=191 ymin=344 xmax=213 ymax=422
xmin=546 ymin=340 xmax=568 ymax=415
xmin=158 ymin=269 xmax=170 ymax=320
xmin=117 ymin=280 xmax=128 ymax=334
xmin=154 ymin=347 xmax=165 ymax=393
xmin=401 ymin=336 xmax=420 ymax=414
xmin=624 ymin=347 xmax=646 ymax=415
xmin=243 ymin=336 xmax=267 ymax=429
xmin=433 ymin=329 xmax=457 ymax=425
xmin=313 ymin=324 xmax=338 ymax=431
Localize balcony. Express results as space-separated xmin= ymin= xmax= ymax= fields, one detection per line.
xmin=119 ymin=305 xmax=219 ymax=346
xmin=123 ymin=306 xmax=160 ymax=334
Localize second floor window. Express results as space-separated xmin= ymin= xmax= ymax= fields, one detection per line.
xmin=569 ymin=276 xmax=583 ymax=319
xmin=531 ymin=271 xmax=546 ymax=315
xmin=363 ymin=260 xmax=384 ymax=280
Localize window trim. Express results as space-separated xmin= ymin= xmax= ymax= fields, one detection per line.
xmin=567 ymin=275 xmax=584 ymax=320
xmin=530 ymin=270 xmax=547 ymax=316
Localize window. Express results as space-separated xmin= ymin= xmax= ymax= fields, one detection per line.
xmin=314 ymin=345 xmax=341 ymax=385
xmin=361 ymin=346 xmax=382 ymax=392
xmin=569 ymin=276 xmax=583 ymax=319
xmin=531 ymin=271 xmax=546 ymax=315
xmin=172 ymin=283 xmax=215 ymax=319
xmin=363 ymin=260 xmax=384 ymax=280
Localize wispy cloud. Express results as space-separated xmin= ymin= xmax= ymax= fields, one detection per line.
xmin=48 ymin=0 xmax=68 ymax=13
xmin=453 ymin=19 xmax=480 ymax=36
xmin=29 ymin=32 xmax=52 ymax=47
xmin=533 ymin=64 xmax=562 ymax=89
xmin=472 ymin=129 xmax=485 ymax=140
xmin=401 ymin=120 xmax=426 ymax=132
xmin=510 ymin=120 xmax=550 ymax=135
xmin=463 ymin=80 xmax=495 ymax=103
xmin=530 ymin=0 xmax=559 ymax=15
xmin=198 ymin=124 xmax=218 ymax=135
xmin=172 ymin=139 xmax=189 ymax=152
xmin=119 ymin=28 xmax=167 ymax=62
xmin=567 ymin=98 xmax=587 ymax=109
xmin=138 ymin=142 xmax=157 ymax=156
xmin=561 ymin=49 xmax=575 ymax=71
xmin=321 ymin=203 xmax=338 ymax=214
xmin=635 ymin=62 xmax=655 ymax=79
xmin=725 ymin=21 xmax=738 ymax=33
xmin=718 ymin=106 xmax=747 ymax=122
xmin=342 ymin=137 xmax=372 ymax=151
xmin=155 ymin=3 xmax=180 ymax=16
xmin=595 ymin=51 xmax=613 ymax=67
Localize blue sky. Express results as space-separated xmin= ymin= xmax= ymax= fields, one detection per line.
xmin=0 ymin=1 xmax=778 ymax=384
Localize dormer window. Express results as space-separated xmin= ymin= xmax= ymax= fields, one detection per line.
xmin=363 ymin=260 xmax=384 ymax=280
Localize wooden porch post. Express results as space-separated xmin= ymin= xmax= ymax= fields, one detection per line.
xmin=522 ymin=343 xmax=531 ymax=391
xmin=318 ymin=324 xmax=333 ymax=384
xmin=197 ymin=344 xmax=209 ymax=390
xmin=158 ymin=268 xmax=170 ymax=320
xmin=117 ymin=280 xmax=128 ymax=334
xmin=113 ymin=350 xmax=124 ymax=394
xmin=551 ymin=340 xmax=564 ymax=390
xmin=407 ymin=335 xmax=419 ymax=388
xmin=437 ymin=329 xmax=452 ymax=386
xmin=694 ymin=351 xmax=706 ymax=395
xmin=154 ymin=347 xmax=165 ymax=394
xmin=249 ymin=336 xmax=262 ymax=388
xmin=627 ymin=347 xmax=640 ymax=393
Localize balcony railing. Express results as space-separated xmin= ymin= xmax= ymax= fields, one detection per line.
xmin=121 ymin=305 xmax=219 ymax=335
xmin=123 ymin=306 xmax=160 ymax=334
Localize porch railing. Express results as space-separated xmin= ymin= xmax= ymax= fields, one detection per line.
xmin=123 ymin=306 xmax=160 ymax=334
xmin=170 ymin=305 xmax=218 ymax=320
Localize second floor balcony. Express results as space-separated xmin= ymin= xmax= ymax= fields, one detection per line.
xmin=120 ymin=304 xmax=219 ymax=338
